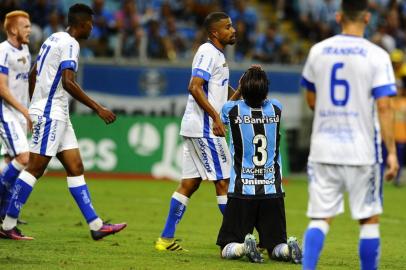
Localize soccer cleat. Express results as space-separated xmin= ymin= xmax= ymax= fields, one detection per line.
xmin=155 ymin=237 xmax=187 ymax=251
xmin=0 ymin=227 xmax=34 ymax=240
xmin=287 ymin=236 xmax=302 ymax=264
xmin=90 ymin=222 xmax=127 ymax=240
xmin=244 ymin=234 xmax=264 ymax=263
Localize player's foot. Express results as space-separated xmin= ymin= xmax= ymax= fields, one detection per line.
xmin=287 ymin=236 xmax=302 ymax=264
xmin=0 ymin=227 xmax=34 ymax=240
xmin=90 ymin=222 xmax=127 ymax=240
xmin=155 ymin=237 xmax=187 ymax=251
xmin=244 ymin=234 xmax=264 ymax=263
xmin=17 ymin=219 xmax=28 ymax=225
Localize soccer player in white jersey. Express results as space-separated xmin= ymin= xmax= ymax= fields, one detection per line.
xmin=155 ymin=12 xmax=236 ymax=251
xmin=0 ymin=4 xmax=126 ymax=240
xmin=300 ymin=1 xmax=399 ymax=269
xmin=0 ymin=11 xmax=32 ymax=222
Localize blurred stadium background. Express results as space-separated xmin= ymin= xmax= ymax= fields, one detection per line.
xmin=1 ymin=0 xmax=406 ymax=179
xmin=1 ymin=1 xmax=406 ymax=269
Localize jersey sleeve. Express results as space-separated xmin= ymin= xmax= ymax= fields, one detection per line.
xmin=371 ymin=51 xmax=397 ymax=99
xmin=221 ymin=101 xmax=236 ymax=124
xmin=0 ymin=48 xmax=9 ymax=75
xmin=191 ymin=47 xmax=215 ymax=82
xmin=60 ymin=40 xmax=79 ymax=72
xmin=300 ymin=47 xmax=316 ymax=92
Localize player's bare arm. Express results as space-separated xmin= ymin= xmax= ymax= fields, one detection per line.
xmin=305 ymin=90 xmax=316 ymax=111
xmin=228 ymin=85 xmax=241 ymax=101
xmin=188 ymin=76 xmax=226 ymax=136
xmin=61 ymin=69 xmax=116 ymax=124
xmin=0 ymin=72 xmax=32 ymax=129
xmin=377 ymin=96 xmax=399 ymax=180
xmin=28 ymin=63 xmax=37 ymax=101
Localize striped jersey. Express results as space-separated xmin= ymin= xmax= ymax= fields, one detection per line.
xmin=180 ymin=41 xmax=230 ymax=138
xmin=221 ymin=99 xmax=284 ymax=199
xmin=301 ymin=34 xmax=397 ymax=165
xmin=30 ymin=32 xmax=79 ymax=122
xmin=0 ymin=41 xmax=31 ymax=123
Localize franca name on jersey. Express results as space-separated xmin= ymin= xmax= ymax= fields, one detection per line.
xmin=234 ymin=115 xmax=280 ymax=124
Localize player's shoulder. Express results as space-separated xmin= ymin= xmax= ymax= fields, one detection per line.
xmin=196 ymin=42 xmax=222 ymax=57
xmin=364 ymin=39 xmax=390 ymax=58
xmin=222 ymin=100 xmax=241 ymax=114
xmin=267 ymin=99 xmax=283 ymax=110
xmin=0 ymin=40 xmax=11 ymax=52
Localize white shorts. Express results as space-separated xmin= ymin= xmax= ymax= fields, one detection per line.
xmin=182 ymin=137 xmax=231 ymax=181
xmin=0 ymin=112 xmax=29 ymax=157
xmin=307 ymin=161 xmax=383 ymax=220
xmin=30 ymin=115 xmax=78 ymax=157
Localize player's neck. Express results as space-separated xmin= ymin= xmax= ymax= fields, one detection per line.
xmin=208 ymin=38 xmax=225 ymax=52
xmin=66 ymin=26 xmax=79 ymax=40
xmin=7 ymin=37 xmax=22 ymax=49
xmin=341 ymin=24 xmax=365 ymax=37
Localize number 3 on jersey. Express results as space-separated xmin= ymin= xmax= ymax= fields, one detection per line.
xmin=37 ymin=44 xmax=51 ymax=76
xmin=330 ymin=62 xmax=350 ymax=106
xmin=253 ymin=134 xmax=267 ymax=166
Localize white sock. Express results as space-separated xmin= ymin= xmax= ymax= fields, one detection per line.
xmin=222 ymin=243 xmax=245 ymax=259
xmin=89 ymin=217 xmax=103 ymax=231
xmin=2 ymin=215 xmax=18 ymax=231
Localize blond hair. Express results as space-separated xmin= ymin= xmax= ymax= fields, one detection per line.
xmin=4 ymin=10 xmax=30 ymax=34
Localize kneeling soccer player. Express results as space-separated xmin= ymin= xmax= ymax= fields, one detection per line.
xmin=216 ymin=66 xmax=302 ymax=264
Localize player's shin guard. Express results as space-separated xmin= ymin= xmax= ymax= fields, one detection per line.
xmin=0 ymin=160 xmax=24 ymax=217
xmin=67 ymin=176 xmax=99 ymax=225
xmin=221 ymin=243 xmax=245 ymax=259
xmin=359 ymin=224 xmax=380 ymax=270
xmin=4 ymin=171 xmax=37 ymax=229
xmin=303 ymin=220 xmax=329 ymax=270
xmin=161 ymin=192 xmax=189 ymax=238
xmin=216 ymin=195 xmax=227 ymax=215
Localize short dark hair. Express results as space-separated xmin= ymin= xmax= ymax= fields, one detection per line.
xmin=342 ymin=0 xmax=368 ymax=21
xmin=68 ymin=3 xmax=94 ymax=26
xmin=240 ymin=66 xmax=269 ymax=108
xmin=203 ymin=12 xmax=229 ymax=33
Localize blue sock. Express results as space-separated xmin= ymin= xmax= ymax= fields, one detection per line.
xmin=67 ymin=176 xmax=98 ymax=223
xmin=6 ymin=171 xmax=36 ymax=219
xmin=359 ymin=224 xmax=380 ymax=270
xmin=161 ymin=192 xmax=189 ymax=238
xmin=217 ymin=195 xmax=227 ymax=215
xmin=303 ymin=221 xmax=328 ymax=270
xmin=359 ymin=239 xmax=380 ymax=270
xmin=0 ymin=161 xmax=23 ymax=217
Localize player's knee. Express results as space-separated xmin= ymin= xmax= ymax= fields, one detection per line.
xmin=178 ymin=179 xmax=201 ymax=196
xmin=66 ymin=160 xmax=84 ymax=176
xmin=214 ymin=179 xmax=229 ymax=194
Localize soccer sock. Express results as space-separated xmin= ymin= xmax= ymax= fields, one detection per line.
xmin=271 ymin=243 xmax=290 ymax=261
xmin=303 ymin=220 xmax=329 ymax=270
xmin=67 ymin=176 xmax=100 ymax=229
xmin=161 ymin=192 xmax=189 ymax=238
xmin=0 ymin=160 xmax=24 ymax=217
xmin=359 ymin=224 xmax=380 ymax=270
xmin=3 ymin=171 xmax=37 ymax=230
xmin=216 ymin=195 xmax=227 ymax=215
xmin=221 ymin=243 xmax=245 ymax=259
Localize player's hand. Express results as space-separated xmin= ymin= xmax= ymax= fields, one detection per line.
xmin=384 ymin=152 xmax=399 ymax=181
xmin=23 ymin=110 xmax=32 ymax=131
xmin=213 ymin=116 xmax=226 ymax=137
xmin=97 ymin=107 xmax=116 ymax=124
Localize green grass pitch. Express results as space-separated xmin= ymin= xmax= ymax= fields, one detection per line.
xmin=0 ymin=176 xmax=405 ymax=269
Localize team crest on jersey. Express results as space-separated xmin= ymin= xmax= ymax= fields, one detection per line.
xmin=17 ymin=57 xmax=26 ymax=64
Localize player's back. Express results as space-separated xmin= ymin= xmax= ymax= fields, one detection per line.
xmin=0 ymin=41 xmax=30 ymax=119
xmin=302 ymin=35 xmax=396 ymax=165
xmin=30 ymin=32 xmax=79 ymax=122
xmin=221 ymin=99 xmax=284 ymax=198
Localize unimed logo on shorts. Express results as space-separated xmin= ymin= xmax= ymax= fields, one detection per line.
xmin=32 ymin=116 xmax=43 ymax=145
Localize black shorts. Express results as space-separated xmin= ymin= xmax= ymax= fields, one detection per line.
xmin=216 ymin=197 xmax=287 ymax=251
